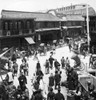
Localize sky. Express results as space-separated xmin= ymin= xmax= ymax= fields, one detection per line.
xmin=0 ymin=0 xmax=95 ymax=12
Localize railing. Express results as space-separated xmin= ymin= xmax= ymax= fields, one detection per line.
xmin=2 ymin=29 xmax=35 ymax=37
xmin=35 ymin=25 xmax=60 ymax=30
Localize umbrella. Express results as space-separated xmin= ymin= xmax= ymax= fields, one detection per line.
xmin=53 ymin=40 xmax=57 ymax=43
xmin=21 ymin=50 xmax=26 ymax=53
xmin=66 ymin=37 xmax=71 ymax=40
xmin=2 ymin=47 xmax=8 ymax=51
xmin=72 ymin=49 xmax=79 ymax=54
xmin=0 ymin=69 xmax=8 ymax=76
xmin=71 ymin=55 xmax=81 ymax=65
xmin=40 ymin=43 xmax=44 ymax=46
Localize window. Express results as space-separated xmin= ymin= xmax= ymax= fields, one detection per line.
xmin=5 ymin=22 xmax=8 ymax=30
xmin=18 ymin=21 xmax=21 ymax=29
xmin=73 ymin=6 xmax=75 ymax=9
xmin=15 ymin=22 xmax=18 ymax=29
xmin=27 ymin=21 xmax=30 ymax=29
xmin=67 ymin=22 xmax=71 ymax=26
xmin=36 ymin=22 xmax=41 ymax=29
xmin=83 ymin=5 xmax=86 ymax=7
xmin=10 ymin=22 xmax=13 ymax=30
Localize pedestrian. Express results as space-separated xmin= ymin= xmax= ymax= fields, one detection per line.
xmin=89 ymin=54 xmax=93 ymax=68
xmin=54 ymin=71 xmax=61 ymax=89
xmin=33 ymin=50 xmax=38 ymax=60
xmin=33 ymin=80 xmax=39 ymax=91
xmin=34 ymin=89 xmax=44 ymax=100
xmin=31 ymin=73 xmax=36 ymax=84
xmin=5 ymin=70 xmax=14 ymax=85
xmin=65 ymin=57 xmax=70 ymax=67
xmin=12 ymin=60 xmax=18 ymax=76
xmin=36 ymin=61 xmax=41 ymax=71
xmin=83 ymin=49 xmax=86 ymax=59
xmin=52 ymin=44 xmax=56 ymax=54
xmin=74 ymin=83 xmax=81 ymax=100
xmin=39 ymin=77 xmax=47 ymax=99
xmin=67 ymin=67 xmax=78 ymax=90
xmin=39 ymin=77 xmax=45 ymax=91
xmin=49 ymin=56 xmax=54 ymax=69
xmin=14 ymin=85 xmax=22 ymax=100
xmin=20 ymin=58 xmax=29 ymax=76
xmin=11 ymin=51 xmax=17 ymax=62
xmin=44 ymin=46 xmax=47 ymax=56
xmin=23 ymin=60 xmax=29 ymax=76
xmin=92 ymin=45 xmax=95 ymax=54
xmin=18 ymin=71 xmax=27 ymax=91
xmin=93 ymin=59 xmax=96 ymax=69
xmin=73 ymin=54 xmax=81 ymax=69
xmin=49 ymin=73 xmax=54 ymax=89
xmin=87 ymin=81 xmax=95 ymax=100
xmin=61 ymin=57 xmax=65 ymax=69
xmin=7 ymin=58 xmax=13 ymax=71
xmin=36 ymin=68 xmax=44 ymax=84
xmin=44 ymin=59 xmax=50 ymax=74
xmin=54 ymin=88 xmax=65 ymax=100
xmin=87 ymin=81 xmax=95 ymax=95
xmin=54 ymin=59 xmax=60 ymax=71
xmin=0 ymin=82 xmax=9 ymax=100
xmin=47 ymin=87 xmax=55 ymax=100
xmin=69 ymin=43 xmax=72 ymax=52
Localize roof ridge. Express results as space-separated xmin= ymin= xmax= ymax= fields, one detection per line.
xmin=2 ymin=9 xmax=48 ymax=14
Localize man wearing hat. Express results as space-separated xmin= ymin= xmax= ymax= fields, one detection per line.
xmin=18 ymin=71 xmax=27 ymax=91
xmin=87 ymin=80 xmax=95 ymax=99
xmin=34 ymin=89 xmax=44 ymax=100
xmin=5 ymin=70 xmax=14 ymax=85
xmin=54 ymin=88 xmax=65 ymax=100
xmin=47 ymin=87 xmax=55 ymax=100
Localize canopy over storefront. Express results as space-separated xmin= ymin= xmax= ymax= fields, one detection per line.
xmin=25 ymin=37 xmax=35 ymax=44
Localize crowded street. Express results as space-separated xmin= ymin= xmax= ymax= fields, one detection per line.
xmin=0 ymin=43 xmax=90 ymax=100
xmin=0 ymin=1 xmax=96 ymax=100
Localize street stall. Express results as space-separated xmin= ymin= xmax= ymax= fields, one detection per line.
xmin=67 ymin=72 xmax=96 ymax=100
xmin=77 ymin=72 xmax=96 ymax=100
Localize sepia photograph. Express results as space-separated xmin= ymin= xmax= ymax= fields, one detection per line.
xmin=0 ymin=0 xmax=96 ymax=100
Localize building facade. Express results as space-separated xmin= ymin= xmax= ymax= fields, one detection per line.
xmin=0 ymin=10 xmax=64 ymax=50
xmin=63 ymin=15 xmax=84 ymax=39
xmin=86 ymin=15 xmax=96 ymax=53
xmin=48 ymin=4 xmax=96 ymax=17
xmin=47 ymin=4 xmax=95 ymax=39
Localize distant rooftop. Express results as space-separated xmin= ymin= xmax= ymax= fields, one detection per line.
xmin=66 ymin=15 xmax=84 ymax=21
xmin=1 ymin=10 xmax=64 ymax=22
xmin=47 ymin=3 xmax=96 ymax=17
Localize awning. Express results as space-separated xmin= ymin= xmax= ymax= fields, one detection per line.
xmin=40 ymin=43 xmax=44 ymax=46
xmin=62 ymin=26 xmax=82 ymax=29
xmin=36 ymin=28 xmax=60 ymax=32
xmin=25 ymin=37 xmax=35 ymax=44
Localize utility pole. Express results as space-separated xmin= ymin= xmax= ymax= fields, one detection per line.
xmin=86 ymin=4 xmax=90 ymax=53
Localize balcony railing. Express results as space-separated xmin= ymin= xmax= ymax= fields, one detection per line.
xmin=35 ymin=24 xmax=60 ymax=29
xmin=2 ymin=29 xmax=35 ymax=37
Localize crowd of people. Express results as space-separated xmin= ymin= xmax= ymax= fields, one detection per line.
xmin=0 ymin=38 xmax=96 ymax=100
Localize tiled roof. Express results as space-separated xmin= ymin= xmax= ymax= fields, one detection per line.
xmin=1 ymin=10 xmax=63 ymax=22
xmin=66 ymin=15 xmax=84 ymax=21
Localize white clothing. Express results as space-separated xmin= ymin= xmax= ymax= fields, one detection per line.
xmin=39 ymin=79 xmax=45 ymax=90
xmin=7 ymin=72 xmax=14 ymax=82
